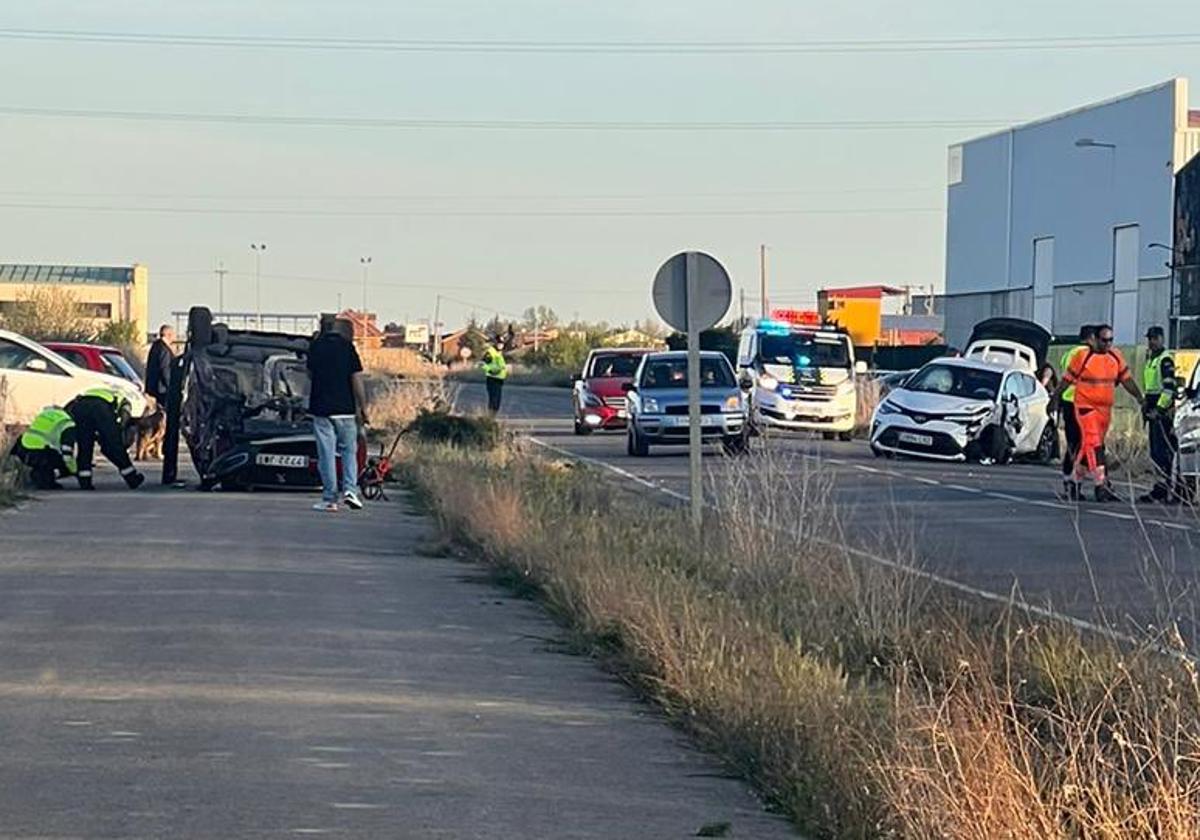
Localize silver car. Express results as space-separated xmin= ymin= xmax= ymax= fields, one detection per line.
xmin=624 ymin=351 xmax=749 ymax=457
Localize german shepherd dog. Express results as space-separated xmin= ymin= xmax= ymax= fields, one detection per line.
xmin=134 ymin=402 xmax=167 ymax=461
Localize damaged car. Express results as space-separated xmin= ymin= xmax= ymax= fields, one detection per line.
xmin=869 ymin=318 xmax=1057 ymax=464
xmin=165 ymin=307 xmax=363 ymax=490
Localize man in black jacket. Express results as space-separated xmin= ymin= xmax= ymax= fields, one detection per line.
xmin=144 ymin=324 xmax=176 ymax=405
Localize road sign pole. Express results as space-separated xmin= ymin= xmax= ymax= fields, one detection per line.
xmin=685 ymin=252 xmax=703 ymax=533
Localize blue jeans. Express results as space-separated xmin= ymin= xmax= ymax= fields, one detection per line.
xmin=313 ymin=416 xmax=360 ymax=503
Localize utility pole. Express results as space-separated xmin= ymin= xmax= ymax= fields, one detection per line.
xmin=432 ymin=294 xmax=442 ymax=360
xmin=360 ymin=256 xmax=372 ymax=314
xmin=250 ymin=243 xmax=267 ymax=327
xmin=739 ymin=287 xmax=746 ymax=326
xmin=214 ymin=261 xmax=228 ymax=315
xmin=759 ymin=244 xmax=769 ymax=318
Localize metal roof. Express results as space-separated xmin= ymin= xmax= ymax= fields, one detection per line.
xmin=0 ymin=264 xmax=135 ymax=285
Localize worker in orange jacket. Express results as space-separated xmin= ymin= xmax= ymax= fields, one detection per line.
xmin=1053 ymin=323 xmax=1143 ymax=502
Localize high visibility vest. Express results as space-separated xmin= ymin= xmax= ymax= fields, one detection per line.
xmin=1060 ymin=345 xmax=1086 ymax=404
xmin=80 ymin=386 xmax=121 ymax=405
xmin=482 ymin=347 xmax=508 ymax=380
xmin=1065 ymin=348 xmax=1131 ymax=410
xmin=19 ymin=408 xmax=78 ymax=474
xmin=1143 ymin=352 xmax=1176 ymax=411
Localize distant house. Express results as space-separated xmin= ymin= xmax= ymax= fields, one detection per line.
xmin=0 ymin=263 xmax=150 ymax=339
xmin=336 ymin=309 xmax=384 ymax=350
xmin=602 ymin=328 xmax=664 ymax=349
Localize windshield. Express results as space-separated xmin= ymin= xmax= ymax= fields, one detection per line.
xmin=640 ymin=357 xmax=735 ymax=389
xmin=760 ymin=332 xmax=850 ymax=369
xmin=101 ymin=351 xmax=141 ymax=383
xmin=588 ymin=352 xmax=641 ymax=379
xmin=904 ymin=363 xmax=1002 ymax=401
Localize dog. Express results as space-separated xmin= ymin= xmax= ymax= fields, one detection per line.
xmin=134 ymin=404 xmax=167 ymax=461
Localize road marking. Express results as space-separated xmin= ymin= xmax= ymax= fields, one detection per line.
xmin=1089 ymin=510 xmax=1137 ymax=521
xmin=331 ymin=803 xmax=386 ymax=810
xmin=944 ymin=484 xmax=982 ymax=494
xmin=986 ymin=492 xmax=1026 ymax=503
xmin=911 ymin=476 xmax=940 ymax=486
xmin=527 ymin=434 xmax=1184 ymax=662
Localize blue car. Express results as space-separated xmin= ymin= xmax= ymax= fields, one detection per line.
xmin=624 ymin=351 xmax=749 ymax=457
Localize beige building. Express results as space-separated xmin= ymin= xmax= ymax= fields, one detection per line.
xmin=0 ymin=263 xmax=150 ymax=339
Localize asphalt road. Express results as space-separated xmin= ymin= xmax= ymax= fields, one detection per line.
xmin=0 ymin=476 xmax=792 ymax=838
xmin=461 ymin=383 xmax=1200 ymax=639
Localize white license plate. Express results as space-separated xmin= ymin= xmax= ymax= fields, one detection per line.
xmin=257 ymin=453 xmax=309 ymax=468
xmin=898 ymin=432 xmax=934 ymax=447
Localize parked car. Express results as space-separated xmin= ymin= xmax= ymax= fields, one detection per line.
xmin=571 ymin=347 xmax=649 ymax=434
xmin=0 ymin=328 xmax=149 ymax=425
xmin=1176 ymin=361 xmax=1200 ymax=499
xmin=625 ymin=351 xmax=749 ymax=457
xmin=42 ymin=341 xmax=142 ymax=386
xmin=869 ymin=318 xmax=1056 ymax=463
xmin=168 ymin=307 xmax=364 ymax=490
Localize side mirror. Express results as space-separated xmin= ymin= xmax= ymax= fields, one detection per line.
xmin=571 ymin=373 xmax=581 ymax=383
xmin=854 ymin=360 xmax=868 ymax=376
xmin=24 ymin=358 xmax=49 ymax=373
xmin=738 ymin=374 xmax=754 ymax=391
xmin=1187 ymin=387 xmax=1198 ymax=400
xmin=621 ymin=382 xmax=636 ymax=393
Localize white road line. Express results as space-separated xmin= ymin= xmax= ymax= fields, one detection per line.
xmin=911 ymin=476 xmax=940 ymax=486
xmin=527 ymin=434 xmax=1170 ymax=660
xmin=1089 ymin=510 xmax=1137 ymax=521
xmin=986 ymin=492 xmax=1026 ymax=503
xmin=944 ymin=484 xmax=982 ymax=494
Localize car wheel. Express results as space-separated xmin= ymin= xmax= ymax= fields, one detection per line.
xmin=574 ymin=418 xmax=592 ymax=436
xmin=722 ymin=433 xmax=749 ymax=457
xmin=1035 ymin=422 xmax=1057 ymax=465
xmin=838 ymin=431 xmax=854 ymax=442
xmin=629 ymin=426 xmax=649 ymax=457
xmin=188 ymin=306 xmax=214 ymax=349
xmin=822 ymin=431 xmax=836 ymax=441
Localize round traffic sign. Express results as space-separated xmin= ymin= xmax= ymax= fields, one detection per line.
xmin=652 ymin=252 xmax=732 ymax=333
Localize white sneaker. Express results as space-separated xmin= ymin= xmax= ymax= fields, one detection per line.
xmin=343 ymin=490 xmax=364 ymax=511
xmin=313 ymin=501 xmax=339 ymax=513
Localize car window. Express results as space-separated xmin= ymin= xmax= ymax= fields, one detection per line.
xmin=906 ymin=363 xmax=1001 ymax=401
xmin=587 ymin=352 xmax=641 ymax=379
xmin=101 ymin=351 xmax=142 ymax=383
xmin=737 ymin=331 xmax=754 ymax=367
xmin=640 ymin=357 xmax=735 ymax=389
xmin=1016 ymin=373 xmax=1037 ymax=398
xmin=56 ymin=348 xmax=89 ymax=369
xmin=0 ymin=337 xmax=66 ymax=375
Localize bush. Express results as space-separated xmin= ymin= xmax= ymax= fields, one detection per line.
xmin=95 ymin=320 xmax=144 ymax=348
xmin=0 ymin=286 xmax=93 ymax=341
xmin=522 ymin=332 xmax=596 ymax=374
xmin=405 ymin=408 xmax=501 ymax=449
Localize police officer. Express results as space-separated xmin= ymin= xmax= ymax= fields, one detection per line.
xmin=1138 ymin=326 xmax=1180 ymax=503
xmin=68 ymin=387 xmax=145 ymax=490
xmin=14 ymin=407 xmax=78 ymax=489
xmin=481 ymin=337 xmax=509 ymax=416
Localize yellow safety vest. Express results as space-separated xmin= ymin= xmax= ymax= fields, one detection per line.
xmin=482 ymin=347 xmax=508 ymax=381
xmin=1143 ymin=352 xmax=1176 ymax=411
xmin=19 ymin=407 xmax=78 ymax=474
xmin=1060 ymin=345 xmax=1086 ymax=404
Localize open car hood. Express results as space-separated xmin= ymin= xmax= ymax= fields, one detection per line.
xmin=966 ymin=318 xmax=1051 ymax=370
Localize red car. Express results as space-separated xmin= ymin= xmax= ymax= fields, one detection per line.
xmin=43 ymin=342 xmax=142 ymax=386
xmin=571 ymin=348 xmax=650 ymax=434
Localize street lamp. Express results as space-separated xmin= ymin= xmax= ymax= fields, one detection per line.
xmin=250 ymin=243 xmax=267 ymax=328
xmin=360 ymin=256 xmax=372 ymax=315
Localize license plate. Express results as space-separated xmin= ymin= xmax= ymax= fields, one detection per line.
xmin=257 ymin=453 xmax=309 ymax=468
xmin=898 ymin=432 xmax=933 ymax=447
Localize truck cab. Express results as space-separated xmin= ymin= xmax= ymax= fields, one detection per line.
xmin=737 ymin=315 xmax=865 ymax=439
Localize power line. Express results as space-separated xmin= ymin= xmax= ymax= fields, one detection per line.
xmin=0 ymin=201 xmax=945 ymax=218
xmin=1 ymin=27 xmax=1198 ymax=54
xmin=0 ymin=105 xmax=1009 ymax=132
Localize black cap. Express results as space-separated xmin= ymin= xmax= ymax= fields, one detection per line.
xmin=1146 ymin=326 xmax=1165 ymax=339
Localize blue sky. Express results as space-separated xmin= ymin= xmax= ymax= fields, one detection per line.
xmin=2 ymin=0 xmax=1199 ymax=330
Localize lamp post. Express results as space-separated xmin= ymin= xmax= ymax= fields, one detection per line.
xmin=250 ymin=243 xmax=267 ymax=328
xmin=360 ymin=256 xmax=372 ymax=315
xmin=1150 ymin=242 xmax=1186 ymax=345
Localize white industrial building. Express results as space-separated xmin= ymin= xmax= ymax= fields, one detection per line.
xmin=944 ymin=78 xmax=1200 ymax=348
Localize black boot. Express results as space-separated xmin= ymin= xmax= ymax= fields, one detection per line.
xmin=1062 ymin=480 xmax=1081 ymax=501
xmin=78 ymin=476 xmax=94 ymax=491
xmin=124 ymin=471 xmax=145 ymax=490
xmin=1095 ymin=484 xmax=1121 ymax=503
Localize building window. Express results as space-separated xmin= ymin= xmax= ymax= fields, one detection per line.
xmin=77 ymin=302 xmax=113 ymax=319
xmin=947 ymin=145 xmax=964 ymax=185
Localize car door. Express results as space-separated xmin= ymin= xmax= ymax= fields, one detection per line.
xmin=1015 ymin=373 xmax=1047 ymax=454
xmin=0 ymin=336 xmax=79 ymax=423
xmin=999 ymin=373 xmax=1026 ymax=448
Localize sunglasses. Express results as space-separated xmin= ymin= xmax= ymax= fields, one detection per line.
xmin=1097 ymin=335 xmax=1114 ymax=344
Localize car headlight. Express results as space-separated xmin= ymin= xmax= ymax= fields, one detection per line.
xmin=641 ymin=397 xmax=660 ymax=414
xmin=876 ymin=400 xmax=901 ymax=415
xmin=724 ymin=395 xmax=742 ymax=412
xmin=759 ymin=374 xmax=779 ymax=391
xmin=581 ymin=389 xmax=604 ymax=408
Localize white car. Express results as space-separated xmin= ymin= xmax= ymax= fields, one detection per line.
xmin=0 ymin=328 xmax=149 ymax=426
xmin=869 ymin=318 xmax=1056 ymax=464
xmin=1176 ymin=361 xmax=1200 ymax=498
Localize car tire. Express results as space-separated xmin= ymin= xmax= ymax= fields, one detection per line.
xmin=573 ymin=418 xmax=592 ymax=436
xmin=1035 ymin=422 xmax=1057 ymax=465
xmin=628 ymin=426 xmax=649 ymax=457
xmin=722 ymin=433 xmax=749 ymax=457
xmin=822 ymin=431 xmax=836 ymax=441
xmin=838 ymin=431 xmax=854 ymax=442
xmin=188 ymin=306 xmax=214 ymax=350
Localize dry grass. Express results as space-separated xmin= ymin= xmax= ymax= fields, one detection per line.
xmin=1106 ymin=407 xmax=1154 ymax=480
xmin=360 ymin=347 xmax=442 ymax=379
xmin=0 ymin=380 xmax=22 ymax=506
xmin=365 ymin=378 xmax=458 ymax=436
xmin=446 ymin=362 xmax=573 ymax=388
xmin=405 ymin=440 xmax=1200 ymax=839
xmin=855 ymin=376 xmax=882 ymax=438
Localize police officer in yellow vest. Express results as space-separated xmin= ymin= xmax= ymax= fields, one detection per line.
xmin=481 ymin=338 xmax=509 ymax=415
xmin=17 ymin=387 xmax=145 ymax=491
xmin=15 ymin=407 xmax=78 ymax=489
xmin=1139 ymin=326 xmax=1180 ymax=504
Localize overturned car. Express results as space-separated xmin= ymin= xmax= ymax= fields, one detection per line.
xmin=164 ymin=307 xmax=363 ymax=490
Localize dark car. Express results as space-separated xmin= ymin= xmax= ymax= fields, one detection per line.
xmin=166 ymin=307 xmax=363 ymax=490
